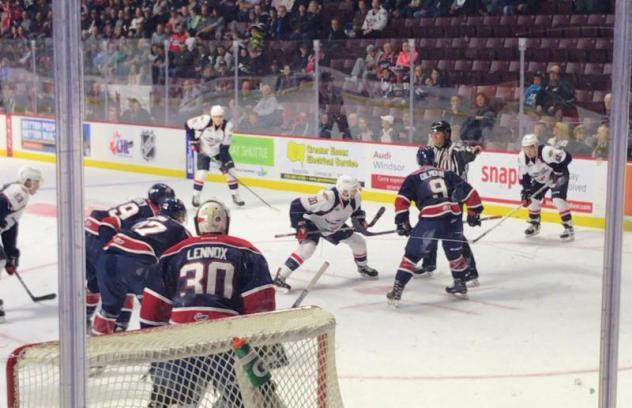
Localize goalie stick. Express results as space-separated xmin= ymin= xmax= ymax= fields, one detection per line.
xmin=13 ymin=270 xmax=57 ymax=302
xmin=274 ymin=207 xmax=385 ymax=239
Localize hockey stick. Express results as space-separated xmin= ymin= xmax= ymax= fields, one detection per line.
xmin=470 ymin=183 xmax=550 ymax=244
xmin=226 ymin=169 xmax=279 ymax=211
xmin=274 ymin=207 xmax=386 ymax=239
xmin=462 ymin=215 xmax=502 ymax=224
xmin=291 ymin=261 xmax=330 ymax=308
xmin=13 ymin=270 xmax=57 ymax=302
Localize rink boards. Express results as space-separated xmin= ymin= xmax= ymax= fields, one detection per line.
xmin=1 ymin=113 xmax=631 ymax=230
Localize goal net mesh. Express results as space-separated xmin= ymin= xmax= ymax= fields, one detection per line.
xmin=7 ymin=306 xmax=343 ymax=408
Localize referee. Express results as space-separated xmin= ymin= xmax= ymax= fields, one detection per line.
xmin=418 ymin=121 xmax=482 ymax=284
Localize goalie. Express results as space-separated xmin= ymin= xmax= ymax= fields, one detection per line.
xmin=273 ymin=175 xmax=378 ymax=292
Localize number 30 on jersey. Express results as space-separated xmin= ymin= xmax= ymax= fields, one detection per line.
xmin=179 ymin=261 xmax=235 ymax=298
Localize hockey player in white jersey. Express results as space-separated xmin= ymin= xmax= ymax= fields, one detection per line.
xmin=519 ymin=133 xmax=574 ymax=240
xmin=273 ymin=175 xmax=378 ymax=291
xmin=0 ymin=167 xmax=42 ymax=322
xmin=186 ymin=104 xmax=244 ymax=207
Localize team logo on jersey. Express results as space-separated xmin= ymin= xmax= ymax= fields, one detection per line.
xmin=141 ymin=130 xmax=156 ymax=161
xmin=194 ymin=312 xmax=209 ymax=321
xmin=109 ymin=131 xmax=134 ymax=157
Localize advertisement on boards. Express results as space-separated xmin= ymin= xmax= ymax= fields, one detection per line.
xmin=231 ymin=134 xmax=276 ymax=178
xmin=367 ymin=144 xmax=418 ymax=191
xmin=470 ymin=152 xmax=596 ymax=214
xmin=276 ymin=138 xmax=366 ymax=186
xmin=19 ymin=116 xmax=91 ymax=156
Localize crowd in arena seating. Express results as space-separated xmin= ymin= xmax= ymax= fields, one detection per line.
xmin=0 ymin=0 xmax=628 ymax=158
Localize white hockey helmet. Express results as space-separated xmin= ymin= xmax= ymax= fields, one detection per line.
xmin=195 ymin=200 xmax=230 ymax=235
xmin=521 ymin=133 xmax=539 ymax=147
xmin=210 ymin=105 xmax=225 ymax=117
xmin=17 ymin=166 xmax=43 ymax=185
xmin=336 ymin=175 xmax=360 ymax=200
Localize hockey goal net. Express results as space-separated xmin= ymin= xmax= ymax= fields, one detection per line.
xmin=6 ymin=306 xmax=343 ymax=408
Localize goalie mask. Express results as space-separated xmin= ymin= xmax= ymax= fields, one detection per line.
xmin=336 ymin=175 xmax=360 ymax=201
xmin=195 ymin=200 xmax=231 ymax=235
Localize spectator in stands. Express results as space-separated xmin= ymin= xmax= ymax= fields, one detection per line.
xmin=422 ymin=67 xmax=448 ymax=88
xmin=536 ymin=64 xmax=575 ymax=119
xmin=214 ymin=44 xmax=232 ymax=72
xmin=36 ymin=82 xmax=54 ymax=114
xmin=275 ymin=64 xmax=298 ymax=95
xmin=253 ymin=83 xmax=282 ymax=128
xmin=357 ymin=116 xmax=374 ymax=141
xmin=351 ymin=44 xmax=379 ymax=81
xmin=396 ymin=111 xmax=416 ymax=143
xmin=533 ymin=116 xmax=554 ymax=143
xmin=284 ymin=111 xmax=311 ymax=136
xmin=178 ymin=79 xmax=202 ymax=120
xmin=326 ymin=17 xmax=347 ymax=41
xmin=442 ymin=95 xmax=468 ymax=135
xmin=151 ymin=23 xmax=168 ymax=45
xmin=85 ymin=81 xmax=107 ymax=120
xmin=377 ymin=67 xmax=396 ymax=98
xmin=319 ymin=113 xmax=333 ymax=138
xmin=151 ymin=44 xmax=166 ymax=84
xmin=346 ymin=112 xmax=361 ymax=140
xmin=197 ymin=7 xmax=225 ymax=40
xmin=290 ymin=3 xmax=309 ymax=40
xmin=395 ymin=40 xmax=418 ymax=70
xmin=240 ymin=109 xmax=260 ymax=132
xmin=270 ymin=5 xmax=291 ymax=40
xmin=362 ymin=0 xmax=388 ymax=38
xmin=120 ymin=97 xmax=151 ymax=124
xmin=379 ymin=114 xmax=396 ymax=143
xmin=377 ymin=42 xmax=396 ymax=73
xmin=292 ymin=42 xmax=310 ymax=72
xmin=603 ymin=92 xmax=611 ymax=123
xmin=302 ymin=0 xmax=324 ymax=40
xmin=547 ymin=122 xmax=570 ymax=149
xmin=592 ymin=124 xmax=609 ymax=159
xmin=524 ymin=72 xmax=543 ymax=111
xmin=350 ymin=0 xmax=370 ymax=38
xmin=460 ymin=92 xmax=496 ymax=144
xmin=565 ymin=124 xmax=593 ymax=157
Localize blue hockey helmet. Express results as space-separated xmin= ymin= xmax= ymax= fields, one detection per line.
xmin=416 ymin=146 xmax=435 ymax=166
xmin=148 ymin=183 xmax=175 ymax=205
xmin=160 ymin=198 xmax=187 ymax=223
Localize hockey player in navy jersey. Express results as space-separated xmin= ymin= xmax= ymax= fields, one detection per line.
xmin=139 ymin=200 xmax=275 ymax=407
xmin=387 ymin=147 xmax=483 ymax=304
xmin=187 ymin=104 xmax=244 ymax=207
xmin=91 ymin=198 xmax=190 ymax=336
xmin=84 ymin=183 xmax=175 ymax=324
xmin=519 ymin=133 xmax=574 ymax=240
xmin=273 ymin=175 xmax=378 ymax=292
xmin=0 ymin=167 xmax=42 ymax=323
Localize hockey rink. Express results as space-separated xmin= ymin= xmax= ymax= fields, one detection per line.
xmin=1 ymin=158 xmax=632 ymax=407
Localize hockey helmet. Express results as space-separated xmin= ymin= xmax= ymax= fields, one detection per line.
xmin=160 ymin=198 xmax=187 ymax=223
xmin=416 ymin=146 xmax=435 ymax=166
xmin=148 ymin=183 xmax=176 ymax=206
xmin=431 ymin=120 xmax=451 ymax=137
xmin=210 ymin=105 xmax=225 ymax=117
xmin=521 ymin=133 xmax=539 ymax=147
xmin=195 ymin=200 xmax=230 ymax=235
xmin=336 ymin=175 xmax=361 ymax=201
xmin=18 ymin=166 xmax=43 ymax=185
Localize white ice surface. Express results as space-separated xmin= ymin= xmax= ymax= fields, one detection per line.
xmin=1 ymin=158 xmax=632 ymax=408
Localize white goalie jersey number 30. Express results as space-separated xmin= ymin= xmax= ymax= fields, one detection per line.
xmin=180 ymin=261 xmax=235 ymax=299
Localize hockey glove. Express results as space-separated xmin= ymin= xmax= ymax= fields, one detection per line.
xmin=351 ymin=210 xmax=369 ymax=231
xmin=5 ymin=250 xmax=19 ymax=275
xmin=219 ymin=160 xmax=235 ymax=174
xmin=396 ymin=220 xmax=412 ymax=237
xmin=466 ymin=210 xmax=481 ymax=227
xmin=190 ymin=140 xmax=200 ymax=153
xmin=295 ymin=221 xmax=315 ymax=242
xmin=520 ymin=189 xmax=531 ymax=207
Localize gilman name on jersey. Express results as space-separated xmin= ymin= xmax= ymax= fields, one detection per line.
xmin=187 ymin=247 xmax=228 ymax=261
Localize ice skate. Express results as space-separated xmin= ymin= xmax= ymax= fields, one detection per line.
xmin=524 ymin=222 xmax=541 ymax=237
xmin=386 ymin=282 xmax=403 ymax=306
xmin=446 ymin=279 xmax=468 ymax=298
xmin=465 ymin=268 xmax=479 ymax=288
xmin=232 ymin=192 xmax=245 ymax=207
xmin=191 ymin=191 xmax=201 ymax=207
xmin=357 ymin=264 xmax=378 ymax=278
xmin=414 ymin=264 xmax=435 ymax=278
xmin=273 ymin=273 xmax=291 ymax=293
xmin=560 ymin=225 xmax=575 ymax=241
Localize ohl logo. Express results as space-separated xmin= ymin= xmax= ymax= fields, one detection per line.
xmin=110 ymin=130 xmax=134 ymax=156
